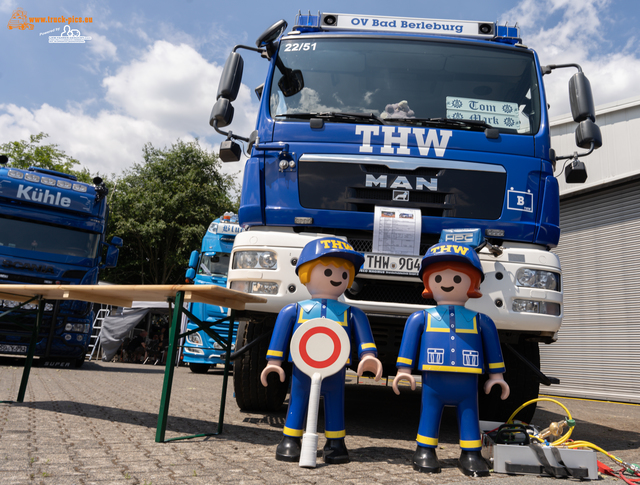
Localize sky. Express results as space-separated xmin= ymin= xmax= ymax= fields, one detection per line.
xmin=1 ymin=0 xmax=640 ymax=182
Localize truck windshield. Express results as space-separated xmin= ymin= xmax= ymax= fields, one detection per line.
xmin=0 ymin=216 xmax=99 ymax=258
xmin=199 ymin=253 xmax=231 ymax=277
xmin=270 ymin=37 xmax=541 ymax=134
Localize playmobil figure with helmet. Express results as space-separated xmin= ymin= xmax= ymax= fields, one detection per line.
xmin=261 ymin=236 xmax=383 ymax=464
xmin=392 ymin=242 xmax=509 ymax=477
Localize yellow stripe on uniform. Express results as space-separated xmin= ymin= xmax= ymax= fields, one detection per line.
xmin=283 ymin=426 xmax=304 ymax=437
xmin=397 ymin=357 xmax=413 ymax=366
xmin=488 ymin=362 xmax=505 ymax=369
xmin=325 ymin=429 xmax=346 ymax=439
xmin=266 ymin=350 xmax=283 ymax=358
xmin=416 ymin=434 xmax=438 ymax=446
xmin=421 ymin=365 xmax=482 ymax=374
xmin=426 ymin=313 xmax=450 ymax=333
xmin=361 ymin=343 xmax=376 ymax=350
xmin=460 ymin=439 xmax=482 ymax=449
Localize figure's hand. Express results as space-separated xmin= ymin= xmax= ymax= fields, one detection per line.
xmin=260 ymin=360 xmax=285 ymax=387
xmin=392 ymin=367 xmax=416 ymax=395
xmin=484 ymin=372 xmax=510 ymax=400
xmin=357 ymin=352 xmax=382 ymax=381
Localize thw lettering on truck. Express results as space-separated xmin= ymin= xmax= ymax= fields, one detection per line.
xmin=356 ymin=126 xmax=452 ymax=156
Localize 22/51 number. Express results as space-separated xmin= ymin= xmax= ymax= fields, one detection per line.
xmin=284 ymin=43 xmax=317 ymax=52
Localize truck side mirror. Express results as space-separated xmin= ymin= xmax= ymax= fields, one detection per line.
xmin=110 ymin=236 xmax=123 ymax=248
xmin=217 ymin=52 xmax=244 ymax=102
xmin=256 ymin=19 xmax=288 ymax=58
xmin=278 ymin=69 xmax=304 ymax=97
xmin=569 ymin=72 xmax=596 ymax=123
xmin=103 ymin=244 xmax=120 ymax=269
xmin=575 ymin=118 xmax=602 ymax=149
xmin=210 ymin=98 xmax=235 ymax=128
xmin=188 ymin=250 xmax=199 ymax=269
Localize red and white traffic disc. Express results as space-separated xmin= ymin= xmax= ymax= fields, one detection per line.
xmin=290 ymin=318 xmax=350 ymax=378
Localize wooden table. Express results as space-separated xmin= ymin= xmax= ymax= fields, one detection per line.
xmin=0 ymin=284 xmax=266 ymax=442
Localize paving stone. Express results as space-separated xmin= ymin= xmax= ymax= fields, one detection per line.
xmin=0 ymin=359 xmax=639 ymax=484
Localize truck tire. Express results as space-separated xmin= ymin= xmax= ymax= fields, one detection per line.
xmin=75 ymin=354 xmax=86 ymax=368
xmin=189 ymin=363 xmax=211 ymax=374
xmin=233 ymin=317 xmax=289 ymax=412
xmin=478 ymin=341 xmax=540 ymax=424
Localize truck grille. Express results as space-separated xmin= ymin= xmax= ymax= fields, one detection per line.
xmin=299 ymin=160 xmax=506 ymax=219
xmin=347 ymin=235 xmax=436 ymax=255
xmin=346 ymin=279 xmax=435 ymax=306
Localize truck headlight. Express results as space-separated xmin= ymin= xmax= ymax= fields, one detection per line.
xmin=515 ymin=268 xmax=560 ymax=291
xmin=185 ymin=348 xmax=204 ymax=355
xmin=65 ymin=323 xmax=90 ymax=333
xmin=233 ymin=251 xmax=277 ymax=270
xmin=186 ymin=333 xmax=203 ymax=345
xmin=512 ymin=299 xmax=561 ymax=316
xmin=231 ymin=281 xmax=279 ymax=295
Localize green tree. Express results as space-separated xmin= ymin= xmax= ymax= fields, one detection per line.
xmin=0 ymin=132 xmax=92 ymax=183
xmin=103 ymin=139 xmax=237 ymax=285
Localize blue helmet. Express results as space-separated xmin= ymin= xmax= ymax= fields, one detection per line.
xmin=295 ymin=237 xmax=365 ymax=275
xmin=418 ymin=243 xmax=484 ymax=281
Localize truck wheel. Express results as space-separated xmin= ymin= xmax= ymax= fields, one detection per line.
xmin=75 ymin=355 xmax=86 ymax=368
xmin=478 ymin=341 xmax=540 ymax=424
xmin=233 ymin=317 xmax=289 ymax=412
xmin=189 ymin=363 xmax=211 ymax=374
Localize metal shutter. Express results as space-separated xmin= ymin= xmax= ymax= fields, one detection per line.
xmin=541 ymin=179 xmax=640 ymax=403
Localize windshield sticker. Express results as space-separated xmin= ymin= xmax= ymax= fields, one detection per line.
xmin=446 ymin=97 xmax=520 ymax=130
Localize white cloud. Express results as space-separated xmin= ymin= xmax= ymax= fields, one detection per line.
xmin=0 ymin=0 xmax=16 ymax=14
xmin=85 ymin=30 xmax=118 ymax=61
xmin=501 ymin=0 xmax=640 ymax=116
xmin=0 ymin=40 xmax=257 ymax=180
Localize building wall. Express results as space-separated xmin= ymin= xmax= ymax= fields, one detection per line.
xmin=541 ymin=95 xmax=640 ymax=403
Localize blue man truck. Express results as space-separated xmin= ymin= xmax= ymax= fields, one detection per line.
xmin=210 ymin=13 xmax=602 ymax=421
xmin=183 ymin=212 xmax=242 ymax=373
xmin=0 ymin=157 xmax=122 ymax=368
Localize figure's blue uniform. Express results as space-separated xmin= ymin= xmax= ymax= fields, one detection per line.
xmin=267 ymin=298 xmax=377 ymax=439
xmin=397 ymin=305 xmax=505 ymax=450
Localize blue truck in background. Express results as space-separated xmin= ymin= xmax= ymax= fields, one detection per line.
xmin=0 ymin=156 xmax=122 ymax=368
xmin=210 ymin=12 xmax=602 ymax=421
xmin=183 ymin=212 xmax=242 ymax=373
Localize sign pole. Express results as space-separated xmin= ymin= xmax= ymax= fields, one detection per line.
xmin=289 ymin=318 xmax=351 ymax=468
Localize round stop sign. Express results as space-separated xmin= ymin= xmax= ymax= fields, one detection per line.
xmin=290 ymin=318 xmax=350 ymax=378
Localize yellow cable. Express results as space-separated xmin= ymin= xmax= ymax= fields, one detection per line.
xmin=566 ymin=441 xmax=625 ymax=465
xmin=506 ymin=397 xmax=574 ymax=445
xmin=507 ymin=399 xmax=635 ymax=474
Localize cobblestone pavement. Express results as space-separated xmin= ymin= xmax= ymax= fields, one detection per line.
xmin=0 ymin=359 xmax=639 ymax=484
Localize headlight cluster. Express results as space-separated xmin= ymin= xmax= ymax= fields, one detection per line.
xmin=184 ymin=348 xmax=204 ymax=355
xmin=233 ymin=251 xmax=277 ymax=270
xmin=515 ymin=268 xmax=560 ymax=291
xmin=0 ymin=301 xmax=54 ymax=311
xmin=64 ymin=323 xmax=90 ymax=333
xmin=512 ymin=299 xmax=561 ymax=316
xmin=230 ymin=281 xmax=279 ymax=295
xmin=186 ymin=333 xmax=203 ymax=345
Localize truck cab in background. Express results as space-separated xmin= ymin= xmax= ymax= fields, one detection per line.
xmin=210 ymin=13 xmax=602 ymax=421
xmin=183 ymin=212 xmax=242 ymax=373
xmin=0 ymin=157 xmax=122 ymax=368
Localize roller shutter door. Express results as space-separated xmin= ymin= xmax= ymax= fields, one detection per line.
xmin=541 ymin=179 xmax=640 ymax=403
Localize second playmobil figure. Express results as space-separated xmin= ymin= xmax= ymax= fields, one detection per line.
xmin=261 ymin=237 xmax=383 ymax=464
xmin=393 ymin=243 xmax=510 ymax=477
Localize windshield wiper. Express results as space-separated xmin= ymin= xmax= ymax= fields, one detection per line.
xmin=275 ymin=112 xmax=386 ymax=125
xmin=403 ymin=117 xmax=494 ymax=130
